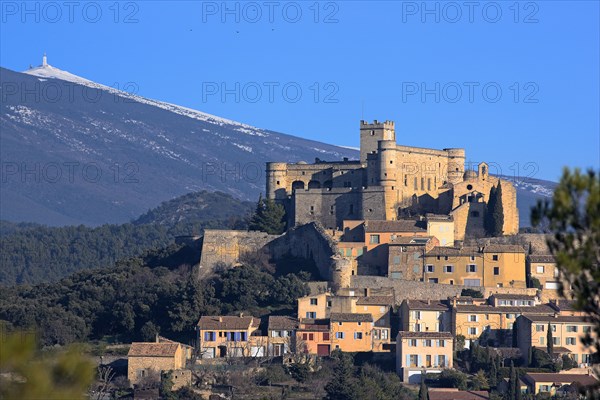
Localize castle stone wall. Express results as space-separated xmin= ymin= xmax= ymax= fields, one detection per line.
xmin=198 ymin=230 xmax=281 ymax=277
xmin=350 ymin=276 xmax=536 ymax=304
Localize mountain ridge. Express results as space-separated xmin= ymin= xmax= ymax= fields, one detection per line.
xmin=1 ymin=63 xmax=555 ymax=227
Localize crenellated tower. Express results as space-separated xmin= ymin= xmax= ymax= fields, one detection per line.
xmin=360 ymin=120 xmax=395 ymax=164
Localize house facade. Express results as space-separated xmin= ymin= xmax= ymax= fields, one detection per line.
xmin=396 ymin=331 xmax=453 ymax=383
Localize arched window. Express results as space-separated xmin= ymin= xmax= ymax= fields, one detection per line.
xmin=292 ymin=181 xmax=305 ymax=191
xmin=308 ymin=180 xmax=321 ymax=189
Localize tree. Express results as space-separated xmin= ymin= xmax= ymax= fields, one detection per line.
xmin=546 ymin=322 xmax=553 ymax=357
xmin=471 ymin=370 xmax=488 ymax=391
xmin=491 ymin=182 xmax=504 ymax=236
xmin=325 ymin=351 xmax=357 ymax=400
xmin=460 ymin=288 xmax=484 ymax=298
xmin=531 ymin=168 xmax=599 ymax=397
xmin=248 ymin=195 xmax=286 ymax=235
xmin=0 ymin=331 xmax=94 ymax=400
xmin=489 ymin=359 xmax=498 ymax=387
xmin=419 ymin=374 xmax=429 ymax=400
xmin=508 ymin=361 xmax=517 ymax=400
xmin=485 ymin=185 xmax=497 ymax=235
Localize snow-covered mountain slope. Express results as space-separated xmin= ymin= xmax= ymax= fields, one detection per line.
xmin=1 ymin=64 xmax=356 ymax=226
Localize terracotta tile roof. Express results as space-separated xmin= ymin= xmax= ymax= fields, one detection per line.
xmin=197 ymin=315 xmax=255 ymax=330
xmin=425 ymin=214 xmax=454 ymax=222
xmin=523 ymin=373 xmax=598 ymax=386
xmin=268 ymin=316 xmax=299 ymax=331
xmin=428 ymin=389 xmax=489 ymax=400
xmin=551 ymin=346 xmax=572 ymax=354
xmin=356 ymin=296 xmax=394 ymax=306
xmin=491 ymin=293 xmax=537 ymax=300
xmin=527 ymin=254 xmax=556 ymax=263
xmin=330 ymin=313 xmax=373 ymax=323
xmin=397 ymin=331 xmax=453 ymax=339
xmin=364 ymin=219 xmax=426 ymax=233
xmin=425 ymin=246 xmax=481 ymax=257
xmin=389 ymin=236 xmax=434 ymax=245
xmin=483 ymin=244 xmax=525 ymax=253
xmin=128 ymin=342 xmax=179 ymax=357
xmin=521 ymin=315 xmax=590 ymax=324
xmin=404 ymin=299 xmax=449 ymax=311
xmin=454 ymin=304 xmax=555 ymax=314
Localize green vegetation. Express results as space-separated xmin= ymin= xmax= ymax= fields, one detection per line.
xmin=0 ymin=330 xmax=94 ymax=400
xmin=248 ymin=195 xmax=286 ymax=235
xmin=0 ymin=191 xmax=253 ymax=285
xmin=485 ymin=182 xmax=504 ymax=236
xmin=460 ymin=288 xmax=484 ymax=298
xmin=0 ymin=242 xmax=310 ymax=346
xmin=532 ymin=168 xmax=599 ymax=398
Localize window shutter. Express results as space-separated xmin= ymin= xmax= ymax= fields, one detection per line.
xmin=418 ymin=355 xmax=422 ymax=367
xmin=406 ymin=355 xmax=410 ymax=366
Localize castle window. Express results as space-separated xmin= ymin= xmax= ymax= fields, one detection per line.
xmin=276 ymin=180 xmax=280 ymax=185
xmin=467 ymin=184 xmax=473 ymax=190
xmin=310 ymin=206 xmax=314 ymax=211
xmin=404 ymin=175 xmax=407 ymax=186
xmin=390 ymin=160 xmax=393 ymax=164
xmin=492 ymin=255 xmax=498 ymax=261
xmin=371 ymin=130 xmax=375 ymax=136
xmin=391 ymin=186 xmax=394 ymax=190
xmin=414 ymin=177 xmax=418 ymax=190
xmin=421 ymin=178 xmax=424 ymax=190
xmin=494 ymin=267 xmax=500 ymax=275
xmin=427 ymin=178 xmax=431 ymax=191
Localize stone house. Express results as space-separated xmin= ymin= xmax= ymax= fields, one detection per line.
xmin=399 ymin=299 xmax=450 ymax=333
xmin=422 ymin=244 xmax=527 ymax=288
xmin=521 ymin=372 xmax=598 ymax=396
xmin=197 ymin=315 xmax=265 ymax=358
xmin=127 ymin=342 xmax=184 ymax=386
xmin=395 ymin=331 xmax=453 ymax=383
xmin=449 ymin=294 xmax=555 ymax=348
xmin=267 ymin=316 xmax=298 ymax=357
xmin=515 ymin=315 xmax=596 ymax=367
xmin=330 ymin=313 xmax=374 ymax=353
xmin=387 ymin=236 xmax=439 ymax=280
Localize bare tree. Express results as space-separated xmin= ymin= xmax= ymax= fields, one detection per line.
xmin=89 ymin=365 xmax=115 ymax=400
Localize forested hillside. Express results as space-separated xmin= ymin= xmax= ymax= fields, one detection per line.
xmin=0 ymin=191 xmax=254 ymax=285
xmin=0 ymin=243 xmax=313 ymax=347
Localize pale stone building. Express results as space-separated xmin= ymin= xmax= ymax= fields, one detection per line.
xmin=266 ymin=119 xmax=518 ymax=239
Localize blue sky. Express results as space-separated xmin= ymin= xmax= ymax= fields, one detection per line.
xmin=1 ymin=0 xmax=598 ymax=181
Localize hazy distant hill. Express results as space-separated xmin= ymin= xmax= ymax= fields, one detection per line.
xmin=0 ymin=191 xmax=253 ymax=286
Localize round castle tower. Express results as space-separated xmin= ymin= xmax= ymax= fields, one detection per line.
xmin=377 ymin=140 xmax=397 ymax=186
xmin=266 ymin=162 xmax=288 ymax=200
xmin=444 ymin=148 xmax=466 ymax=184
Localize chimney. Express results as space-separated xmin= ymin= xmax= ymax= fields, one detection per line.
xmin=427 ymin=299 xmax=431 ymax=305
xmin=219 ymin=316 xmax=223 ymax=322
xmin=239 ymin=312 xmax=244 ymax=318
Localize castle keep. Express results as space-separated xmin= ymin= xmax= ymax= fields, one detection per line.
xmin=266 ymin=120 xmax=518 ymax=240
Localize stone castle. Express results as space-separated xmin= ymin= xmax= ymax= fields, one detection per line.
xmin=267 ymin=119 xmax=518 ymax=239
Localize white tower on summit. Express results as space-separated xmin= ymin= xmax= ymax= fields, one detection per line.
xmin=42 ymin=53 xmax=48 ymax=67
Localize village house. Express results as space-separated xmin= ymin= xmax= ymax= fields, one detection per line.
xmin=449 ymin=294 xmax=556 ymax=348
xmin=330 ymin=313 xmax=374 ymax=352
xmin=399 ymin=299 xmax=450 ymax=333
xmin=520 ymin=372 xmax=598 ymax=396
xmin=297 ymin=292 xmax=331 ymax=320
xmin=297 ymin=318 xmax=331 ymax=356
xmin=267 ymin=316 xmax=298 ymax=357
xmin=197 ymin=315 xmax=265 ymax=358
xmin=515 ymin=315 xmax=596 ymax=367
xmin=422 ymin=244 xmax=526 ymax=287
xmin=395 ymin=331 xmax=453 ymax=383
xmin=526 ymin=254 xmax=559 ymax=290
xmin=387 ymin=236 xmax=438 ymax=280
xmin=127 ymin=342 xmax=185 ymax=386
